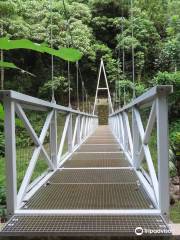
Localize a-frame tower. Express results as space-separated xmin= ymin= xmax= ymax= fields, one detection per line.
xmin=93 ymin=58 xmax=114 ymax=115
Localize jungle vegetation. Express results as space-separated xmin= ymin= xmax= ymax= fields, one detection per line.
xmin=0 ymin=0 xmax=179 ymax=221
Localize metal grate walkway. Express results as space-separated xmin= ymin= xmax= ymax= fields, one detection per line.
xmin=1 ymin=125 xmax=170 ymax=236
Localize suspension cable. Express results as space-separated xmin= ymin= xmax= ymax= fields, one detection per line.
xmin=88 ymin=101 xmax=91 ymax=114
xmin=82 ymin=80 xmax=85 ymax=112
xmin=115 ymin=53 xmax=118 ymax=110
xmin=78 ymin=67 xmax=90 ymax=113
xmin=76 ymin=61 xmax=79 ymax=110
xmin=121 ymin=1 xmax=126 ymax=106
xmin=117 ymin=49 xmax=121 ymax=109
xmin=78 ymin=67 xmax=85 ymax=112
xmin=85 ymin=94 xmax=88 ymax=113
xmin=62 ymin=0 xmax=73 ymax=107
xmin=131 ymin=0 xmax=135 ymax=99
xmin=67 ymin=61 xmax=71 ymax=107
xmin=50 ymin=0 xmax=55 ymax=102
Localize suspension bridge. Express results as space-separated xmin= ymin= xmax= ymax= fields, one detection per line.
xmin=0 ymin=58 xmax=173 ymax=237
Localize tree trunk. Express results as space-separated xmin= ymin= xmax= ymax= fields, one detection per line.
xmin=1 ymin=49 xmax=4 ymax=90
xmin=1 ymin=23 xmax=4 ymax=90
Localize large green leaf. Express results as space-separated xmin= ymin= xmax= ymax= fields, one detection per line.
xmin=0 ymin=61 xmax=18 ymax=69
xmin=0 ymin=38 xmax=42 ymax=52
xmin=0 ymin=38 xmax=82 ymax=62
xmin=42 ymin=46 xmax=82 ymax=62
xmin=57 ymin=48 xmax=82 ymax=62
xmin=0 ymin=61 xmax=36 ymax=77
xmin=0 ymin=38 xmax=11 ymax=50
xmin=9 ymin=39 xmax=43 ymax=52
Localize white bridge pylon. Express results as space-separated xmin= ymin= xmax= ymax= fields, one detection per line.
xmin=93 ymin=58 xmax=114 ymax=115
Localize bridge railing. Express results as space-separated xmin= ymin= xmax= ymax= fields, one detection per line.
xmin=0 ymin=90 xmax=98 ymax=217
xmin=109 ymin=85 xmax=173 ymax=220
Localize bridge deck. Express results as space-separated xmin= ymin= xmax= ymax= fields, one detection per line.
xmin=1 ymin=126 xmax=170 ymax=236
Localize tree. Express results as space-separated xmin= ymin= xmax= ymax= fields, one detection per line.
xmin=0 ymin=0 xmax=17 ymax=89
xmin=116 ymin=7 xmax=160 ymax=81
xmin=134 ymin=0 xmax=168 ymax=37
xmin=90 ymin=0 xmax=125 ymax=48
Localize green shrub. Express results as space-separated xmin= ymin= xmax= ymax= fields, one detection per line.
xmin=0 ymin=131 xmax=5 ymax=157
xmin=170 ymin=120 xmax=180 ymax=149
xmin=152 ymin=71 xmax=180 ymax=118
xmin=0 ymin=187 xmax=6 ymax=206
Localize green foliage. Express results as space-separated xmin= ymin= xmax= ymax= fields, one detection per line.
xmin=152 ymin=71 xmax=180 ymax=120
xmin=0 ymin=104 xmax=4 ymax=121
xmin=0 ymin=38 xmax=82 ymax=62
xmin=0 ymin=0 xmax=179 ymax=221
xmin=90 ymin=0 xmax=125 ymax=47
xmin=39 ymin=75 xmax=69 ymax=101
xmin=134 ymin=0 xmax=168 ymax=36
xmin=152 ymin=71 xmax=180 ymax=85
xmin=135 ymin=82 xmax=146 ymax=96
xmin=156 ymin=39 xmax=180 ymax=71
xmin=0 ymin=0 xmax=16 ymax=18
xmin=1 ymin=0 xmax=176 ymax=100
xmin=170 ymin=120 xmax=180 ymax=149
xmin=170 ymin=201 xmax=180 ymax=223
xmin=0 ymin=131 xmax=5 ymax=157
xmin=0 ymin=60 xmax=18 ymax=69
xmin=0 ymin=187 xmax=6 ymax=205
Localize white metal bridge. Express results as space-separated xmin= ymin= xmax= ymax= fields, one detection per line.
xmin=0 ymin=64 xmax=173 ymax=236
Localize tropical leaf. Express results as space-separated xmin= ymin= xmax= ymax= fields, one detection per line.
xmin=9 ymin=39 xmax=43 ymax=52
xmin=0 ymin=38 xmax=43 ymax=52
xmin=57 ymin=48 xmax=82 ymax=62
xmin=0 ymin=38 xmax=11 ymax=50
xmin=0 ymin=61 xmax=18 ymax=69
xmin=0 ymin=38 xmax=82 ymax=62
xmin=0 ymin=61 xmax=36 ymax=77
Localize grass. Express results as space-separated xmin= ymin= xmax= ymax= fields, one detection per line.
xmin=170 ymin=201 xmax=180 ymax=223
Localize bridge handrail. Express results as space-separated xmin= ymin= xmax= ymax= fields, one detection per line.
xmin=0 ymin=90 xmax=98 ymax=218
xmin=0 ymin=90 xmax=97 ymax=117
xmin=109 ymin=85 xmax=173 ymax=222
xmin=109 ymin=85 xmax=173 ymax=117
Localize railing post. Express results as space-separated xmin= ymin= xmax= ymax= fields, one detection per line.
xmin=87 ymin=117 xmax=90 ymax=136
xmin=50 ymin=109 xmax=57 ymax=169
xmin=132 ymin=108 xmax=140 ymax=168
xmin=80 ymin=116 xmax=84 ymax=141
xmin=156 ymin=93 xmax=169 ymax=221
xmin=77 ymin=114 xmax=81 ymax=145
xmin=4 ymin=96 xmax=17 ymax=218
xmin=115 ymin=115 xmax=118 ymax=138
xmin=122 ymin=112 xmax=128 ymax=152
xmin=68 ymin=113 xmax=73 ymax=153
xmin=84 ymin=116 xmax=88 ymax=138
xmin=88 ymin=117 xmax=91 ymax=135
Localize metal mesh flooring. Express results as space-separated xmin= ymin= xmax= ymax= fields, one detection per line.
xmin=63 ymin=159 xmax=130 ymax=168
xmin=78 ymin=144 xmax=121 ymax=152
xmin=49 ymin=169 xmax=138 ymax=183
xmin=1 ymin=125 xmax=169 ymax=236
xmin=85 ymin=138 xmax=118 ymax=144
xmin=23 ymin=183 xmax=153 ymax=209
xmin=2 ymin=215 xmax=170 ymax=236
xmin=90 ymin=134 xmax=115 ymax=139
xmin=71 ymin=152 xmax=125 ymax=160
